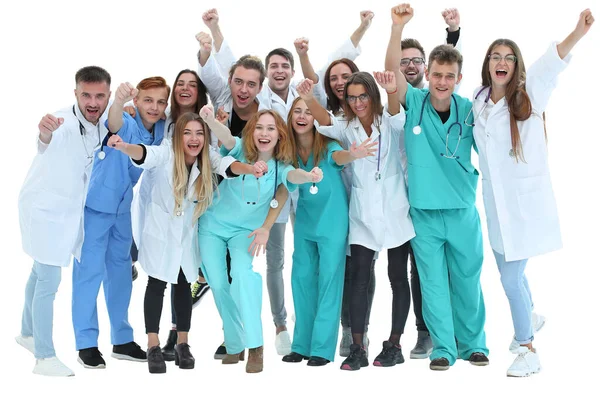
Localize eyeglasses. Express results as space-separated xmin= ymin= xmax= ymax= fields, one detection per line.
xmin=347 ymin=93 xmax=369 ymax=104
xmin=488 ymin=54 xmax=517 ymax=64
xmin=400 ymin=57 xmax=425 ymax=66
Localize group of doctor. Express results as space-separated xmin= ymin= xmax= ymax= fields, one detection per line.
xmin=16 ymin=2 xmax=594 ymax=379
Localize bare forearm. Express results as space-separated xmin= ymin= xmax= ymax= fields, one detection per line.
xmin=206 ymin=118 xmax=235 ymax=149
xmin=210 ymin=26 xmax=224 ymax=52
xmin=332 ymin=150 xmax=356 ymax=165
xmin=287 ymin=169 xmax=312 ymax=184
xmin=299 ymin=54 xmax=319 ymax=83
xmin=350 ymin=24 xmax=368 ymax=48
xmin=557 ymin=30 xmax=584 ymax=59
xmin=305 ymin=97 xmax=332 ymax=126
xmin=386 ymin=25 xmax=408 ymax=106
xmin=120 ymin=143 xmax=144 ymax=161
xmin=262 ymin=185 xmax=289 ymax=230
xmin=229 ymin=161 xmax=254 ymax=176
xmin=108 ymin=102 xmax=125 ymax=133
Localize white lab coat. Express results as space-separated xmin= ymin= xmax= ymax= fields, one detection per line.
xmin=473 ymin=43 xmax=568 ymax=262
xmin=316 ymin=109 xmax=415 ymax=252
xmin=134 ymin=143 xmax=236 ymax=283
xmin=19 ymin=105 xmax=108 ymax=267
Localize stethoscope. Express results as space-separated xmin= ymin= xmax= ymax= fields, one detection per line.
xmin=412 ymin=93 xmax=463 ymax=160
xmin=72 ymin=106 xmax=104 ymax=160
xmin=465 ymin=87 xmax=492 ymax=127
xmin=241 ymin=161 xmax=280 ymax=209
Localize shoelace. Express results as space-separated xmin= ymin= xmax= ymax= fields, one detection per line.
xmin=191 ymin=282 xmax=204 ymax=297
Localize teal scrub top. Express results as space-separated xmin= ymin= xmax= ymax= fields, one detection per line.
xmin=404 ymin=85 xmax=479 ymax=209
xmin=295 ymin=141 xmax=349 ymax=242
xmin=198 ymin=137 xmax=297 ymax=236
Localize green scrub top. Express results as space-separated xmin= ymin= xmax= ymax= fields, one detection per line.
xmin=198 ymin=137 xmax=297 ymax=236
xmin=404 ymin=85 xmax=479 ymax=209
xmin=295 ymin=141 xmax=349 ymax=241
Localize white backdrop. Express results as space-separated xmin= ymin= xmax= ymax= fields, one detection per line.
xmin=0 ymin=0 xmax=598 ymax=398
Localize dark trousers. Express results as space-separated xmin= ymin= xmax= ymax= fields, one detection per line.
xmin=144 ymin=268 xmax=192 ymax=333
xmin=341 ymin=256 xmax=375 ymax=330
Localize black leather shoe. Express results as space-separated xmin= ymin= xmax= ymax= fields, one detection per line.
xmin=147 ymin=346 xmax=166 ymax=374
xmin=307 ymin=356 xmax=330 ymax=366
xmin=282 ymin=352 xmax=308 ymax=363
xmin=161 ymin=330 xmax=177 ymax=362
xmin=175 ymin=343 xmax=195 ymax=369
xmin=430 ymin=357 xmax=450 ymax=371
xmin=468 ymin=352 xmax=489 ymax=366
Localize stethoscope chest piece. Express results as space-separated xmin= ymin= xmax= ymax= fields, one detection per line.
xmin=309 ymin=184 xmax=318 ymax=195
xmin=375 ymin=172 xmax=382 ymax=181
xmin=98 ymin=151 xmax=106 ymax=160
xmin=270 ymin=199 xmax=279 ymax=209
xmin=413 ymin=125 xmax=422 ymax=135
xmin=176 ymin=210 xmax=184 ymax=217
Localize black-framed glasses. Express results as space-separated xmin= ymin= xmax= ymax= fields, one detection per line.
xmin=488 ymin=54 xmax=517 ymax=64
xmin=347 ymin=93 xmax=369 ymax=104
xmin=400 ymin=57 xmax=425 ymax=66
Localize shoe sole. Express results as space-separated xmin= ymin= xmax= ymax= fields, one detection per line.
xmin=469 ymin=361 xmax=489 ymax=366
xmin=33 ymin=370 xmax=75 ymax=377
xmin=214 ymin=353 xmax=226 ymax=360
xmin=340 ymin=360 xmax=369 ymax=371
xmin=507 ymin=366 xmax=541 ymax=377
xmin=373 ymin=358 xmax=405 ymax=367
xmin=77 ymin=357 xmax=106 ymax=369
xmin=111 ymin=353 xmax=147 ymax=362
xmin=15 ymin=336 xmax=35 ymax=355
xmin=410 ymin=349 xmax=432 ymax=359
xmin=430 ymin=365 xmax=450 ymax=371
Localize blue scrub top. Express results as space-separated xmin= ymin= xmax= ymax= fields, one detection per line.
xmin=86 ymin=111 xmax=164 ymax=215
xmin=404 ymin=85 xmax=479 ymax=209
xmin=198 ymin=137 xmax=297 ymax=236
xmin=295 ymin=141 xmax=348 ymax=241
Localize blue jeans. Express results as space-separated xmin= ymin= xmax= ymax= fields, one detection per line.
xmin=493 ymin=251 xmax=534 ymax=344
xmin=21 ymin=261 xmax=62 ymax=359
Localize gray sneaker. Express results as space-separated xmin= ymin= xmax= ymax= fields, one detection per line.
xmin=339 ymin=327 xmax=352 ymax=357
xmin=410 ymin=331 xmax=432 ymax=359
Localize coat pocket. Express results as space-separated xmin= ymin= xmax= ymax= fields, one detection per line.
xmin=516 ymin=175 xmax=556 ymax=221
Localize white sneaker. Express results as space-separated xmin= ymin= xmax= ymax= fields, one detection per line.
xmin=275 ymin=331 xmax=292 ymax=355
xmin=15 ymin=335 xmax=35 ymax=355
xmin=33 ymin=357 xmax=75 ymax=377
xmin=509 ymin=312 xmax=546 ymax=353
xmin=506 ymin=347 xmax=541 ymax=377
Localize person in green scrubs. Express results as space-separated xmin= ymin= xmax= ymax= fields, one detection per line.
xmin=385 ymin=4 xmax=488 ymax=371
xmin=281 ymin=97 xmax=377 ymax=366
xmin=198 ymin=108 xmax=323 ymax=373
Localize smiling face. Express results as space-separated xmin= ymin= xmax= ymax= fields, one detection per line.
xmin=267 ymin=54 xmax=294 ymax=94
xmin=253 ymin=113 xmax=279 ymax=154
xmin=229 ymin=66 xmax=262 ymax=110
xmin=74 ymin=81 xmax=111 ymax=124
xmin=488 ymin=44 xmax=516 ymax=89
xmin=291 ymin=99 xmax=314 ymax=136
xmin=329 ymin=62 xmax=354 ymax=101
xmin=181 ymin=120 xmax=205 ymax=160
xmin=346 ymin=84 xmax=371 ymax=120
xmin=133 ymin=87 xmax=169 ymax=126
xmin=400 ymin=47 xmax=426 ymax=88
xmin=425 ymin=61 xmax=461 ymax=102
xmin=173 ymin=72 xmax=198 ymax=110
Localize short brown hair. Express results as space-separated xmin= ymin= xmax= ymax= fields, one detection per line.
xmin=228 ymin=55 xmax=266 ymax=86
xmin=401 ymin=38 xmax=426 ymax=59
xmin=137 ymin=76 xmax=171 ymax=98
xmin=428 ymin=45 xmax=463 ymax=74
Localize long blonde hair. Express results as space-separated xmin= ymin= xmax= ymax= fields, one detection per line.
xmin=171 ymin=112 xmax=216 ymax=222
xmin=242 ymin=110 xmax=295 ymax=164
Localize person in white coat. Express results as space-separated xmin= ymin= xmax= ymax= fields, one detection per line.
xmin=107 ymin=111 xmax=259 ymax=373
xmin=17 ymin=66 xmax=112 ymax=377
xmin=471 ymin=9 xmax=594 ymax=377
xmin=298 ymin=70 xmax=415 ymax=371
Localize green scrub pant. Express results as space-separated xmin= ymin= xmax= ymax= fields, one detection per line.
xmin=198 ymin=231 xmax=263 ymax=354
xmin=409 ymin=207 xmax=488 ymax=365
xmin=290 ymin=235 xmax=346 ymax=361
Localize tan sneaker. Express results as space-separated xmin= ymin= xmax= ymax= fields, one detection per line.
xmin=246 ymin=346 xmax=263 ymax=373
xmin=222 ymin=350 xmax=245 ymax=364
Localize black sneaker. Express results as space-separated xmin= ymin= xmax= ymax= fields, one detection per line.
xmin=430 ymin=357 xmax=450 ymax=371
xmin=112 ymin=341 xmax=147 ymax=362
xmin=162 ymin=330 xmax=177 ymax=362
xmin=468 ymin=352 xmax=489 ymax=366
xmin=147 ymin=345 xmax=166 ymax=374
xmin=214 ymin=342 xmax=227 ymax=360
xmin=78 ymin=347 xmax=106 ymax=369
xmin=373 ymin=341 xmax=405 ymax=367
xmin=340 ymin=344 xmax=368 ymax=371
xmin=132 ymin=264 xmax=138 ymax=281
xmin=191 ymin=280 xmax=210 ymax=308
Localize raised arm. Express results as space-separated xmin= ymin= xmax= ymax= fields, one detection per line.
xmin=442 ymin=8 xmax=460 ymax=46
xmin=332 ymin=138 xmax=378 ymax=165
xmin=199 ymin=104 xmax=235 ymax=150
xmin=108 ymin=82 xmax=138 ymax=133
xmin=296 ymin=79 xmax=332 ymax=126
xmin=286 ymin=166 xmax=323 ymax=185
xmin=385 ymin=4 xmax=414 ymax=107
xmin=350 ymin=11 xmax=375 ymax=48
xmin=374 ymin=71 xmax=400 ymax=115
xmin=557 ymin=9 xmax=594 ymax=59
xmin=294 ymin=37 xmax=319 ymax=83
xmin=107 ymin=134 xmax=144 ymax=161
xmin=202 ymin=8 xmax=224 ymax=52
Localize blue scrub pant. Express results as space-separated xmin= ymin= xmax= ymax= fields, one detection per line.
xmin=493 ymin=251 xmax=534 ymax=344
xmin=410 ymin=207 xmax=488 ymax=365
xmin=21 ymin=261 xmax=62 ymax=359
xmin=199 ymin=230 xmax=263 ymax=354
xmin=72 ymin=207 xmax=134 ymax=350
xmin=291 ymin=235 xmax=346 ymax=361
